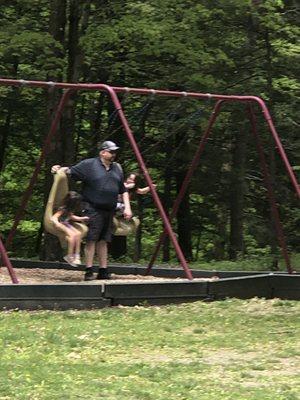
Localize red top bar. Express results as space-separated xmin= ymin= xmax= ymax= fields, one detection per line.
xmin=0 ymin=78 xmax=298 ymax=198
xmin=0 ymin=77 xmax=275 ymax=123
xmin=0 ymin=77 xmax=264 ymax=102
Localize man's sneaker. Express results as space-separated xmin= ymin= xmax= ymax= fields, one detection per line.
xmin=63 ymin=255 xmax=76 ymax=267
xmin=84 ymin=268 xmax=94 ymax=281
xmin=97 ymin=268 xmax=111 ymax=280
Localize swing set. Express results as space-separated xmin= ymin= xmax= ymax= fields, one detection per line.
xmin=0 ymin=78 xmax=299 ymax=284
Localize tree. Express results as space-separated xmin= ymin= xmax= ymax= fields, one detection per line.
xmin=0 ymin=0 xmax=298 ymax=266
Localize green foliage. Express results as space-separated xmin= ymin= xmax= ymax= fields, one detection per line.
xmin=0 ymin=0 xmax=299 ymax=265
xmin=0 ymin=1 xmax=64 ymax=79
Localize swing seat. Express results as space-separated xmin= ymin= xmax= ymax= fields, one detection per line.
xmin=43 ymin=171 xmax=88 ymax=248
xmin=113 ymin=216 xmax=140 ymax=236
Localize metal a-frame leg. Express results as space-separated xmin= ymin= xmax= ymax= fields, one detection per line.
xmin=146 ymin=100 xmax=224 ymax=274
xmin=0 ymin=236 xmax=18 ymax=284
xmin=248 ymin=104 xmax=293 ymax=273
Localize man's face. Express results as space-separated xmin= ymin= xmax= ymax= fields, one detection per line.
xmin=100 ymin=149 xmax=117 ymax=162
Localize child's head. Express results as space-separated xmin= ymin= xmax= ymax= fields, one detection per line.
xmin=125 ymin=173 xmax=138 ymax=190
xmin=126 ymin=173 xmax=135 ymax=182
xmin=63 ymin=191 xmax=82 ymax=212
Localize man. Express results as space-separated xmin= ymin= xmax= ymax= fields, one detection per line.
xmin=51 ymin=140 xmax=132 ymax=281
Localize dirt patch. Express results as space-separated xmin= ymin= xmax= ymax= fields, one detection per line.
xmin=0 ymin=266 xmax=215 ymax=285
xmin=0 ymin=267 xmax=89 ymax=284
xmin=203 ymin=349 xmax=258 ymax=366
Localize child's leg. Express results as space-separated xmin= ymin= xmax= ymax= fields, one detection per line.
xmin=66 ymin=228 xmax=80 ymax=254
xmin=61 ymin=230 xmax=76 ymax=266
xmin=56 ymin=223 xmax=77 ymax=266
xmin=56 ymin=224 xmax=75 ymax=256
xmin=67 ymin=228 xmax=82 ymax=264
xmin=65 ymin=233 xmax=76 ymax=255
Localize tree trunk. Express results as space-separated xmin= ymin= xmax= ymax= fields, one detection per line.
xmin=213 ymin=206 xmax=227 ymax=260
xmin=88 ymin=92 xmax=107 ymax=156
xmin=162 ymin=166 xmax=172 ymax=262
xmin=110 ymin=236 xmax=127 ymax=259
xmin=0 ymin=109 xmax=12 ymax=172
xmin=0 ymin=60 xmax=19 ymax=172
xmin=229 ymin=126 xmax=246 ymax=260
xmin=264 ymin=29 xmax=279 ymax=269
xmin=132 ymin=195 xmax=144 ymax=262
xmin=175 ymin=170 xmax=193 ymax=261
xmin=41 ymin=0 xmax=67 ymax=261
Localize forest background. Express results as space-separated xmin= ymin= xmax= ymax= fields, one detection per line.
xmin=0 ymin=0 xmax=299 ymax=271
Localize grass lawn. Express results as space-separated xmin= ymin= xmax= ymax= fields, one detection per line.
xmin=0 ymin=298 xmax=299 ymax=400
xmin=123 ymin=253 xmax=300 ymax=273
xmin=184 ymin=253 xmax=300 ymax=272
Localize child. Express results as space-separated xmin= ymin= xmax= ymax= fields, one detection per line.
xmin=51 ymin=191 xmax=89 ymax=266
xmin=115 ymin=173 xmax=156 ymax=215
xmin=125 ymin=172 xmax=156 ymax=195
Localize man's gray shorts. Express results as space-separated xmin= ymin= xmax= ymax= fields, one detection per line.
xmin=82 ymin=203 xmax=114 ymax=242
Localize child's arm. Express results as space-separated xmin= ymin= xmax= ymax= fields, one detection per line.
xmin=124 ymin=182 xmax=135 ymax=189
xmin=136 ymin=184 xmax=156 ymax=195
xmin=69 ymin=213 xmax=89 ymax=222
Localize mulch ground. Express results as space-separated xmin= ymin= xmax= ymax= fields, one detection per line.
xmin=0 ymin=266 xmax=217 ymax=285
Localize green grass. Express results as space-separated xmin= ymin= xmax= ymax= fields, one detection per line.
xmin=118 ymin=253 xmax=300 ymax=273
xmin=0 ymin=299 xmax=299 ymax=399
xmin=188 ymin=254 xmax=300 ymax=272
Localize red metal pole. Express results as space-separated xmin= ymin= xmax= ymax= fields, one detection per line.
xmin=146 ymin=100 xmax=224 ymax=274
xmin=5 ymin=90 xmax=72 ymax=249
xmin=252 ymin=98 xmax=300 ymax=199
xmin=0 ymin=236 xmax=18 ymax=284
xmin=248 ymin=104 xmax=294 ymax=274
xmin=103 ymin=86 xmax=194 ymax=280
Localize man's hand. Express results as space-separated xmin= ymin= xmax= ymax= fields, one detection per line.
xmin=51 ymin=165 xmax=70 ymax=174
xmin=123 ymin=207 xmax=133 ymax=220
xmin=51 ymin=165 xmax=61 ymax=174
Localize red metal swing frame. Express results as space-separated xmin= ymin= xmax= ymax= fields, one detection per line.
xmin=0 ymin=78 xmax=299 ymax=283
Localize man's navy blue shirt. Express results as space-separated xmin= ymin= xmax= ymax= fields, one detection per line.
xmin=70 ymin=157 xmax=126 ymax=210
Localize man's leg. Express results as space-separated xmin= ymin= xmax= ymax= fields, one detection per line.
xmin=84 ymin=241 xmax=96 ymax=281
xmin=96 ymin=240 xmax=110 ymax=279
xmin=96 ymin=240 xmax=108 ymax=268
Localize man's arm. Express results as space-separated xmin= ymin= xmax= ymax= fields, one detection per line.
xmin=122 ymin=191 xmax=132 ymax=220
